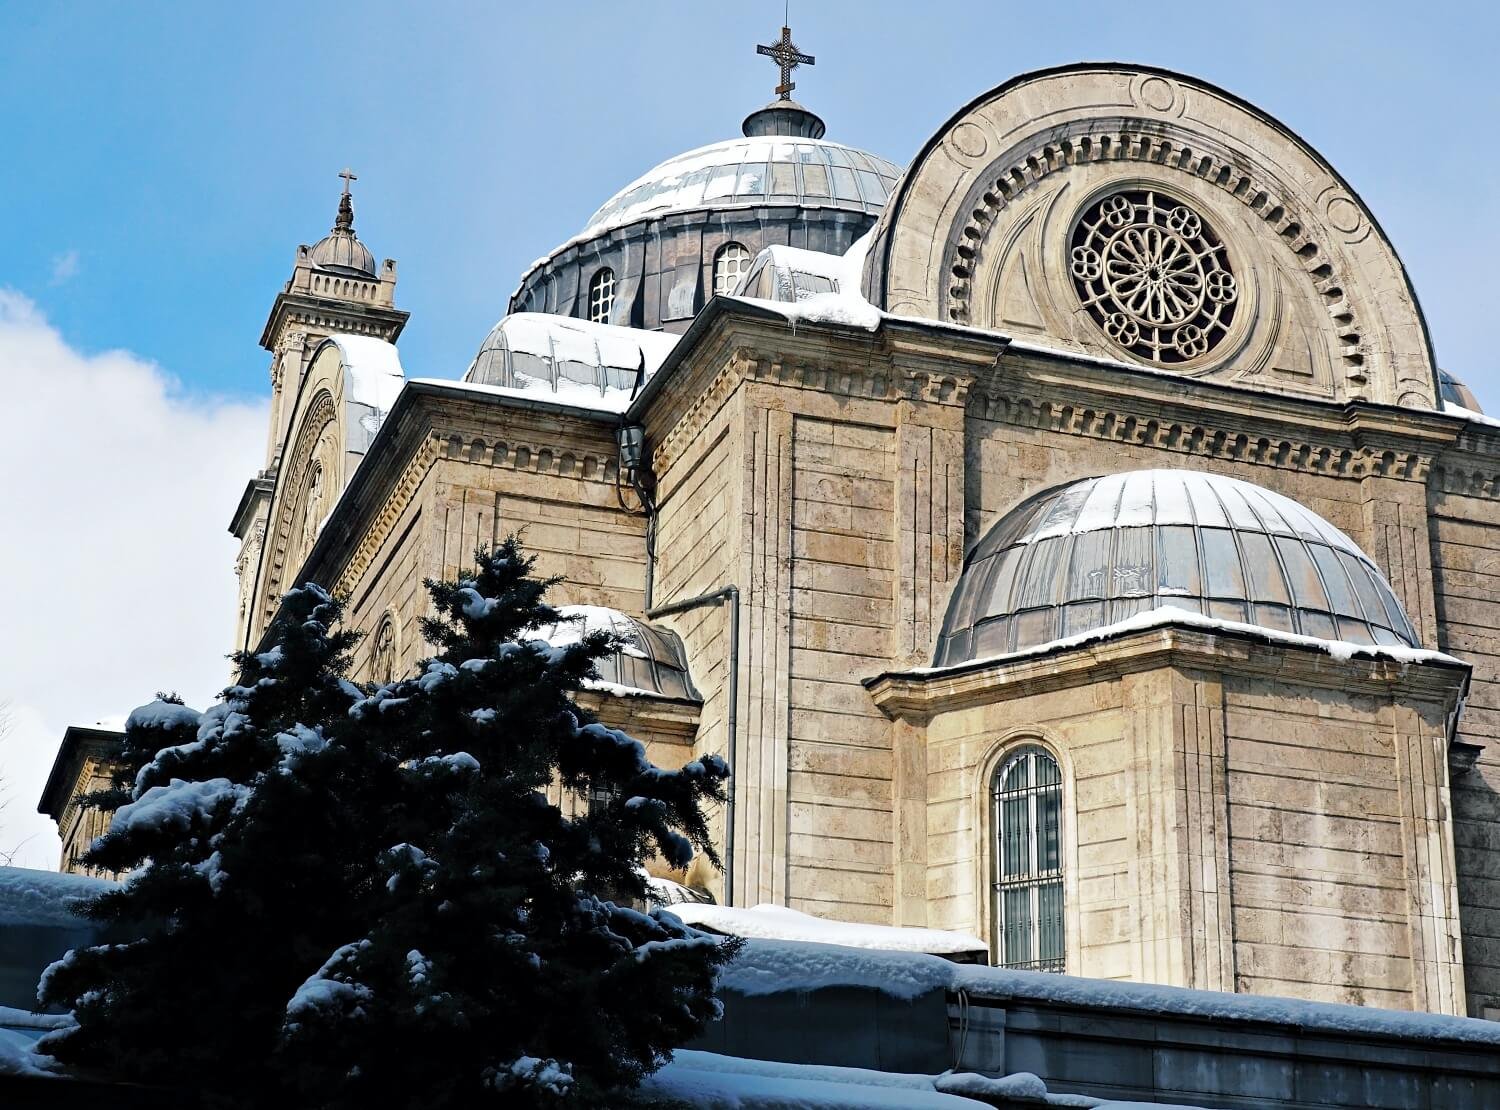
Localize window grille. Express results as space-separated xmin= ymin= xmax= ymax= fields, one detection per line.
xmin=713 ymin=242 xmax=752 ymax=296
xmin=587 ymin=268 xmax=615 ymax=324
xmin=992 ymin=745 xmax=1065 ymax=972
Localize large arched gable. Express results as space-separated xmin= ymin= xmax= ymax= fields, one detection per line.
xmin=863 ymin=64 xmax=1437 ymax=408
xmin=244 ymin=336 xmax=405 ymax=644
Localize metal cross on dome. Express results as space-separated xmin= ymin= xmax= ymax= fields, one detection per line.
xmin=756 ymin=24 xmax=814 ymax=101
xmin=338 ymin=167 xmax=357 ymax=195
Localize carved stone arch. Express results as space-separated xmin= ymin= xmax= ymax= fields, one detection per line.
xmin=255 ymin=388 xmax=338 ymax=631
xmin=864 ymin=64 xmax=1438 ymax=408
xmin=370 ymin=608 xmax=402 ymax=685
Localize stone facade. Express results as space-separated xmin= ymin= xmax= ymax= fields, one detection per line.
xmin=47 ymin=62 xmax=1500 ymax=1026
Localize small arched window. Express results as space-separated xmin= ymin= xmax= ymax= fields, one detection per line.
xmin=992 ymin=745 xmax=1065 ymax=972
xmin=713 ymin=242 xmax=753 ymax=296
xmin=587 ymin=267 xmax=615 ymax=323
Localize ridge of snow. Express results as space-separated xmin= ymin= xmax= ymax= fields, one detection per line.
xmin=645 ymin=1052 xmax=1212 ymax=1109
xmin=321 ymin=334 xmax=405 ymax=415
xmin=410 ymin=375 xmax=634 ymax=416
xmin=1443 ymin=400 xmax=1500 ymax=428
xmin=0 ymin=866 xmax=113 ymax=928
xmin=674 ymin=903 xmax=984 ymax=956
xmin=902 ymin=604 xmax=1463 ymax=676
xmin=722 ymin=939 xmax=1500 ymax=1046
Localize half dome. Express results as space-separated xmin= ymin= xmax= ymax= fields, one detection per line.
xmin=529 ymin=605 xmax=700 ymax=701
xmin=580 ymin=136 xmax=900 ymax=240
xmin=936 ymin=469 xmax=1418 ymax=667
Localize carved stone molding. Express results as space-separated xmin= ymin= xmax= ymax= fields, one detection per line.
xmin=969 ymin=384 xmax=1446 ymax=487
xmin=257 ymin=389 xmax=336 ymax=631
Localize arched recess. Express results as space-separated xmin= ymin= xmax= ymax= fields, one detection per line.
xmin=862 ymin=64 xmax=1437 ymax=409
xmin=243 ymin=336 xmax=406 ymax=648
xmin=974 ymin=730 xmax=1079 ymax=972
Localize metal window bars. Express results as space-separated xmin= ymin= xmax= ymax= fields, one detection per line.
xmin=992 ymin=746 xmax=1066 ymax=973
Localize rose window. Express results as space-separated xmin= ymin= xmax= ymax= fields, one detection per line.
xmin=1069 ymin=190 xmax=1237 ymax=365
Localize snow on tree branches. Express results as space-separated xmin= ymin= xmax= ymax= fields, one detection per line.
xmin=39 ymin=539 xmax=737 ymax=1108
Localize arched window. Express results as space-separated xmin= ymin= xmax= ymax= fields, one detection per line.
xmin=992 ymin=745 xmax=1065 ymax=972
xmin=587 ymin=267 xmax=615 ymax=323
xmin=713 ymin=242 xmax=752 ymax=296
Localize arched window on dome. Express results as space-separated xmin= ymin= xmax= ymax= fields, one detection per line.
xmin=992 ymin=745 xmax=1065 ymax=972
xmin=713 ymin=242 xmax=752 ymax=297
xmin=587 ymin=267 xmax=615 ymax=324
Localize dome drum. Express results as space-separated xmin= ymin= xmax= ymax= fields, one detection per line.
xmin=937 ymin=470 xmax=1418 ymax=668
xmin=513 ymin=136 xmax=900 ymax=332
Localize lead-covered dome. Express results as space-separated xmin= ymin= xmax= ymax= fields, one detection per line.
xmin=529 ymin=605 xmax=700 ymax=701
xmin=581 ymin=137 xmax=899 ymax=240
xmin=936 ymin=470 xmax=1418 ymax=667
xmin=309 ymin=191 xmax=377 ymax=277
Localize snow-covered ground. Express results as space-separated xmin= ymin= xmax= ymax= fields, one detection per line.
xmin=644 ymin=1050 xmax=1210 ymax=1109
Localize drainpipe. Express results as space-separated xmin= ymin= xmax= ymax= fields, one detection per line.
xmin=648 ymin=586 xmax=740 ymax=907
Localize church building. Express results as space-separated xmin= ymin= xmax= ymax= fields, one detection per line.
xmin=43 ymin=37 xmax=1500 ymax=1027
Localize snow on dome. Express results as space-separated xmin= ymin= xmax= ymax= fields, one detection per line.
xmin=936 ymin=469 xmax=1419 ymax=666
xmin=527 ymin=604 xmax=700 ymax=700
xmin=581 ymin=137 xmax=901 ymax=240
xmin=464 ymin=313 xmax=678 ymax=415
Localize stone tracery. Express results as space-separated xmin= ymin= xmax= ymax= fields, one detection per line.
xmin=1069 ymin=189 xmax=1237 ymax=365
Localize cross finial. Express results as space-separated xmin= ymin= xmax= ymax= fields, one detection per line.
xmin=756 ymin=22 xmax=814 ymax=101
xmin=338 ymin=167 xmax=357 ymax=195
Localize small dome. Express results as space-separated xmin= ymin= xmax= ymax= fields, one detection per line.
xmin=936 ymin=469 xmax=1419 ymax=667
xmin=580 ymin=136 xmax=901 ymax=240
xmin=465 ymin=313 xmax=678 ymax=411
xmin=529 ymin=605 xmax=700 ymax=701
xmin=1438 ymin=369 xmax=1484 ymax=414
xmin=309 ymin=191 xmax=377 ymax=277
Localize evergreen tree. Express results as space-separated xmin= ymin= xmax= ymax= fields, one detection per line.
xmin=41 ymin=540 xmax=736 ymax=1107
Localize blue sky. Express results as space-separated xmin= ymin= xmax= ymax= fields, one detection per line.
xmin=1 ymin=1 xmax=1496 ymax=407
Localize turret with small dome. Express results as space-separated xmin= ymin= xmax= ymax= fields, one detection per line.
xmin=509 ymin=22 xmax=901 ymax=333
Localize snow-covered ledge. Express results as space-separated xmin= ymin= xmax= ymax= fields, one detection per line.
xmin=865 ymin=606 xmax=1470 ymax=722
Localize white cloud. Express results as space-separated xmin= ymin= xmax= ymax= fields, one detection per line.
xmin=48 ymin=249 xmax=80 ymax=286
xmin=0 ymin=291 xmax=265 ymax=869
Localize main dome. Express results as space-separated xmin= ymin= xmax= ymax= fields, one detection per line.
xmin=936 ymin=469 xmax=1418 ymax=667
xmin=580 ymin=136 xmax=900 ymax=240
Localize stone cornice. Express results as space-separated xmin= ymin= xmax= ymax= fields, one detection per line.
xmin=640 ymin=305 xmax=1002 ymax=474
xmin=865 ymin=622 xmax=1470 ymax=723
xmin=259 ymin=289 xmax=408 ymax=352
xmin=980 ymin=344 xmax=1473 ymax=488
xmin=573 ymin=688 xmax=701 ymax=745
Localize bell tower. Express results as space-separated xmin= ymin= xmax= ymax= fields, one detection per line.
xmin=229 ymin=172 xmax=409 ymax=652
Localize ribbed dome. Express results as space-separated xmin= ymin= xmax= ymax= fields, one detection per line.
xmin=309 ymin=192 xmax=377 ymax=277
xmin=936 ymin=469 xmax=1418 ymax=666
xmin=580 ymin=136 xmax=900 ymax=239
xmin=529 ymin=605 xmax=700 ymax=701
xmin=465 ymin=313 xmax=678 ymax=412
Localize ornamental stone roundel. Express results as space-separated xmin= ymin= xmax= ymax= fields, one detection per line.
xmin=861 ymin=64 xmax=1438 ymax=408
xmin=1069 ymin=189 xmax=1238 ymax=366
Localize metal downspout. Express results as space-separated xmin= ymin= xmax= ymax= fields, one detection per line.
xmin=647 ymin=586 xmax=740 ymax=906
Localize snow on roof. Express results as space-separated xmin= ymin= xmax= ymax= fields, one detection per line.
xmin=581 ymin=136 xmax=901 ymax=239
xmin=730 ymin=233 xmax=883 ymax=332
xmin=0 ymin=866 xmax=114 ymax=928
xmin=910 ymin=604 xmax=1463 ymax=680
xmin=1444 ymin=400 xmax=1500 ymax=428
xmin=674 ymin=903 xmax=984 ymax=956
xmin=722 ymin=939 xmax=1500 ymax=1046
xmin=460 ymin=313 xmax=680 ymax=415
xmin=320 ymin=333 xmax=405 ymax=415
